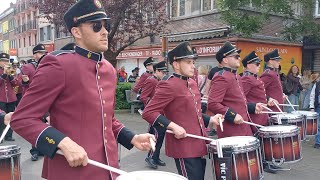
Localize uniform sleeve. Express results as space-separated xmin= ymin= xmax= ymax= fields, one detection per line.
xmin=140 ymin=78 xmax=155 ymax=106
xmin=142 ymin=80 xmax=174 ymax=128
xmin=11 ymin=55 xmax=67 ymax=159
xmin=207 ymin=75 xmax=236 ymax=123
xmin=133 ymin=74 xmax=147 ymax=93
xmin=202 ymin=114 xmax=211 ymax=128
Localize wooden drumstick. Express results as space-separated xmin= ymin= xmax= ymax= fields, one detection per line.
xmin=274 ymin=102 xmax=285 ymax=115
xmin=149 ymin=137 xmax=156 ymax=152
xmin=278 ymin=104 xmax=299 ymax=107
xmin=0 ymin=124 xmax=10 ymax=142
xmin=261 ymin=105 xmax=272 ymax=112
xmin=57 ymin=150 xmax=128 ymax=175
xmin=218 ymin=117 xmax=223 ymax=132
xmin=242 ymin=121 xmax=264 ymax=128
xmin=166 ymin=130 xmax=216 ymax=142
xmin=285 ymin=96 xmax=296 ymax=112
xmin=260 ymin=111 xmax=285 ymax=114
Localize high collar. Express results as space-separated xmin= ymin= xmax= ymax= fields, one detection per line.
xmin=244 ymin=71 xmax=258 ymax=78
xmin=223 ymin=67 xmax=237 ymax=74
xmin=75 ymin=46 xmax=102 ymax=62
xmin=173 ymin=73 xmax=188 ymax=81
xmin=146 ymin=71 xmax=153 ymax=74
xmin=36 ymin=54 xmax=46 ymax=67
xmin=266 ymin=66 xmax=278 ymax=72
xmin=153 ymin=75 xmax=160 ymax=81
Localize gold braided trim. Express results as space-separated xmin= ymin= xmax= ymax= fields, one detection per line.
xmin=76 ymin=11 xmax=107 ymax=21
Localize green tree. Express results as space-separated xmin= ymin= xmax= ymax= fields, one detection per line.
xmin=217 ymin=0 xmax=320 ymax=41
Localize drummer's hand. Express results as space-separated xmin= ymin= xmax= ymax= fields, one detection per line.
xmin=131 ymin=133 xmax=156 ymax=151
xmin=4 ymin=112 xmax=13 ymax=125
xmin=210 ymin=114 xmax=224 ymax=128
xmin=255 ymin=103 xmax=265 ymax=114
xmin=267 ymin=98 xmax=278 ymax=107
xmin=234 ymin=114 xmax=244 ymax=124
xmin=168 ymin=122 xmax=186 ymax=139
xmin=58 ymin=137 xmax=88 ymax=167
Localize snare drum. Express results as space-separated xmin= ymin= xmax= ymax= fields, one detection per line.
xmin=209 ymin=136 xmax=263 ymax=180
xmin=258 ymin=125 xmax=302 ymax=165
xmin=116 ymin=171 xmax=187 ymax=180
xmin=292 ymin=110 xmax=318 ymax=136
xmin=270 ymin=114 xmax=305 ymax=140
xmin=0 ymin=145 xmax=21 ymax=180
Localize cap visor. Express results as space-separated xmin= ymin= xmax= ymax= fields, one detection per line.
xmin=87 ymin=17 xmax=110 ymax=22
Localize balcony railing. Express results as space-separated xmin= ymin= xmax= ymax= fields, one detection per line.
xmin=27 ymin=20 xmax=37 ymax=30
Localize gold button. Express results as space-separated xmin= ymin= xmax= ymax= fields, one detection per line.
xmin=98 ymin=76 xmax=101 ymax=80
xmin=104 ymin=126 xmax=107 ymax=130
xmin=103 ymin=100 xmax=106 ymax=104
xmin=97 ymin=64 xmax=100 ymax=68
xmin=104 ymin=113 xmax=107 ymax=117
xmin=100 ymin=88 xmax=103 ymax=92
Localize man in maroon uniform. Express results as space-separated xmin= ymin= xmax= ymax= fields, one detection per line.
xmin=0 ymin=53 xmax=17 ymax=141
xmin=21 ymin=44 xmax=47 ymax=96
xmin=241 ymin=51 xmax=278 ymax=127
xmin=260 ymin=49 xmax=285 ymax=112
xmin=11 ymin=0 xmax=154 ymax=179
xmin=140 ymin=61 xmax=168 ymax=169
xmin=133 ymin=57 xmax=154 ymax=94
xmin=207 ymin=41 xmax=264 ymax=138
xmin=143 ymin=42 xmax=223 ymax=180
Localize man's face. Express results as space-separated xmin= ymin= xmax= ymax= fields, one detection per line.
xmin=146 ymin=64 xmax=154 ymax=72
xmin=173 ymin=58 xmax=195 ymax=77
xmin=155 ymin=70 xmax=166 ymax=79
xmin=33 ymin=52 xmax=46 ymax=61
xmin=270 ymin=60 xmax=280 ymax=69
xmin=74 ymin=20 xmax=109 ymax=53
xmin=224 ymin=53 xmax=241 ymax=69
xmin=247 ymin=62 xmax=260 ymax=74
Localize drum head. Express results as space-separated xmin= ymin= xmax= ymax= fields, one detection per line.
xmin=271 ymin=114 xmax=303 ymax=123
xmin=0 ymin=145 xmax=21 ymax=159
xmin=211 ymin=136 xmax=258 ymax=147
xmin=259 ymin=125 xmax=298 ymax=133
xmin=116 ymin=171 xmax=187 ymax=180
xmin=292 ymin=110 xmax=318 ymax=118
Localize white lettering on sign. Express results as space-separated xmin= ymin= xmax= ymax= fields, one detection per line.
xmin=152 ymin=50 xmax=162 ymax=56
xmin=196 ymin=46 xmax=222 ymax=55
xmin=119 ymin=51 xmax=143 ymax=58
xmin=255 ymin=47 xmax=288 ymax=54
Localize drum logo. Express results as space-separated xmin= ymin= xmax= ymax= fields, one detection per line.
xmin=293 ymin=141 xmax=298 ymax=147
xmin=249 ymin=158 xmax=256 ymax=166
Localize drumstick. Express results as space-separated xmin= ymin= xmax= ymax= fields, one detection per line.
xmin=242 ymin=121 xmax=264 ymax=128
xmin=166 ymin=130 xmax=216 ymax=143
xmin=149 ymin=137 xmax=156 ymax=152
xmin=278 ymin=104 xmax=299 ymax=107
xmin=260 ymin=111 xmax=286 ymax=114
xmin=285 ymin=96 xmax=297 ymax=112
xmin=218 ymin=117 xmax=223 ymax=132
xmin=261 ymin=105 xmax=272 ymax=112
xmin=0 ymin=124 xmax=10 ymax=142
xmin=57 ymin=150 xmax=128 ymax=175
xmin=274 ymin=102 xmax=285 ymax=115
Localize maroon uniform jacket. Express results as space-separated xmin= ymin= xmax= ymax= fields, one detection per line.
xmin=241 ymin=71 xmax=269 ymax=127
xmin=133 ymin=71 xmax=152 ymax=93
xmin=11 ymin=46 xmax=136 ymax=180
xmin=21 ymin=62 xmax=36 ymax=95
xmin=0 ymin=68 xmax=17 ymax=103
xmin=260 ymin=67 xmax=284 ymax=112
xmin=208 ymin=68 xmax=254 ymax=138
xmin=142 ymin=73 xmax=211 ymax=159
xmin=140 ymin=75 xmax=158 ymax=106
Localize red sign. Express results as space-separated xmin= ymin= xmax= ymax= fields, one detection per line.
xmin=9 ymin=49 xmax=17 ymax=56
xmin=116 ymin=44 xmax=223 ymax=59
xmin=44 ymin=44 xmax=54 ymax=53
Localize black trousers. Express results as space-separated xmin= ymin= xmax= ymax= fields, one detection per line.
xmin=16 ymin=93 xmax=22 ymax=106
xmin=147 ymin=125 xmax=165 ymax=160
xmin=174 ymin=157 xmax=206 ymax=180
xmin=0 ymin=101 xmax=16 ymax=139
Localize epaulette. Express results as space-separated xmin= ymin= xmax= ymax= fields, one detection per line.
xmin=50 ymin=50 xmax=74 ymax=56
xmin=162 ymin=75 xmax=173 ymax=81
xmin=217 ymin=69 xmax=225 ymax=76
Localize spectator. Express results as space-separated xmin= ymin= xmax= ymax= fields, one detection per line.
xmin=300 ymin=70 xmax=312 ymax=109
xmin=285 ymin=65 xmax=303 ymax=112
xmin=128 ymin=67 xmax=140 ymax=83
xmin=309 ymin=74 xmax=320 ymax=149
xmin=118 ymin=66 xmax=127 ymax=82
xmin=197 ymin=65 xmax=208 ymax=97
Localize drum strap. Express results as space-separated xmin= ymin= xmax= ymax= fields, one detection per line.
xmin=216 ymin=147 xmax=232 ymax=180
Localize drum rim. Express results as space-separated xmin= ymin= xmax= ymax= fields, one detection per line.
xmin=0 ymin=145 xmax=21 ymax=159
xmin=116 ymin=170 xmax=187 ymax=179
xmin=209 ymin=136 xmax=260 ymax=153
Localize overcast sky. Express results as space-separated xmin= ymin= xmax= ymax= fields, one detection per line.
xmin=0 ymin=0 xmax=16 ymax=14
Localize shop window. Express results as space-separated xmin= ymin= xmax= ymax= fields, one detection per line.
xmin=315 ymin=0 xmax=320 ymax=17
xmin=170 ymin=0 xmax=216 ymax=18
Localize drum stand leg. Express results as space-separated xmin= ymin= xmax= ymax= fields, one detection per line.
xmin=270 ymin=158 xmax=291 ymax=171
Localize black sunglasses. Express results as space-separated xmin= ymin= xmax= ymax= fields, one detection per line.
xmin=91 ymin=20 xmax=111 ymax=33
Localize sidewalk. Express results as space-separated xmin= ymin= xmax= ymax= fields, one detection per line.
xmin=2 ymin=112 xmax=320 ymax=180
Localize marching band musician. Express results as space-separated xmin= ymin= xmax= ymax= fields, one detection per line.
xmin=133 ymin=57 xmax=155 ymax=94
xmin=11 ymin=0 xmax=155 ymax=179
xmin=140 ymin=61 xmax=168 ymax=169
xmin=241 ymin=51 xmax=280 ymax=173
xmin=0 ymin=52 xmax=17 ymax=142
xmin=260 ymin=49 xmax=285 ymax=112
xmin=143 ymin=42 xmax=223 ymax=180
xmin=207 ymin=42 xmax=264 ymax=138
